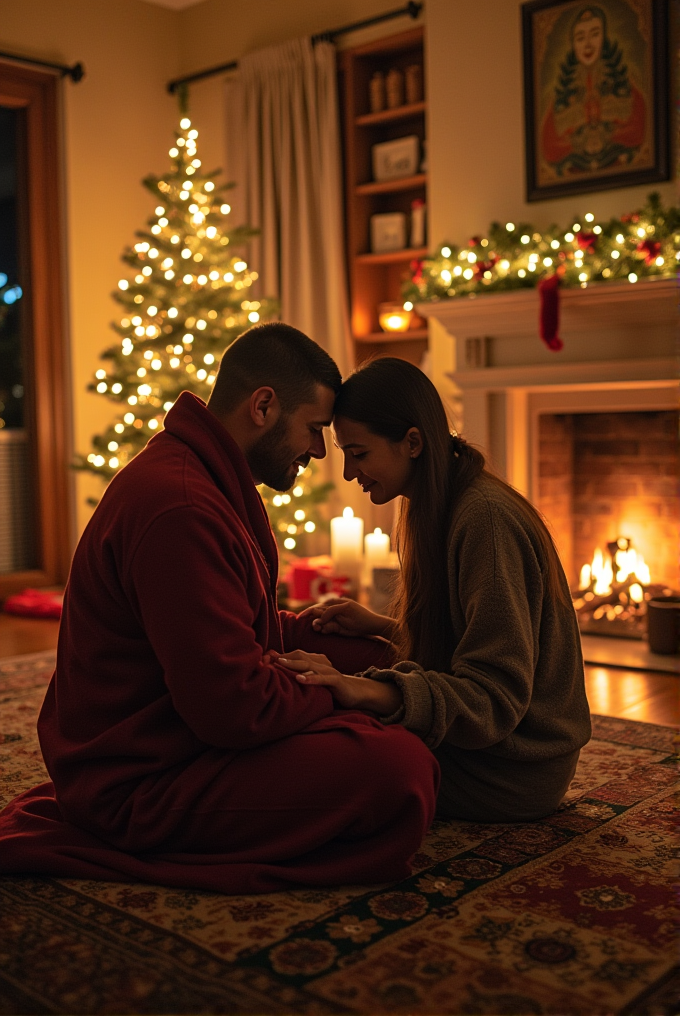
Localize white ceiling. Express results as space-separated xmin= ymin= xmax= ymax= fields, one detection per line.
xmin=141 ymin=0 xmax=207 ymax=9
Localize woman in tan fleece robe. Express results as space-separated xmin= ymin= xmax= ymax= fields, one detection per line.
xmin=276 ymin=358 xmax=591 ymax=824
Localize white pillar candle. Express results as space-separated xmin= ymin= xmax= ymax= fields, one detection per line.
xmin=331 ymin=507 xmax=364 ymax=577
xmin=364 ymin=527 xmax=391 ymax=571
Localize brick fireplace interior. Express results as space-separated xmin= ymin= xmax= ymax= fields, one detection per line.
xmin=535 ymin=410 xmax=679 ymax=591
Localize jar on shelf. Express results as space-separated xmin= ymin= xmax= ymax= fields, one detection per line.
xmin=385 ymin=68 xmax=404 ymax=109
xmin=405 ymin=64 xmax=423 ymax=104
xmin=369 ymin=71 xmax=385 ymax=114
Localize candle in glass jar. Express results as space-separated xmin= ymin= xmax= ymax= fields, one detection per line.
xmin=364 ymin=527 xmax=390 ymax=571
xmin=331 ymin=507 xmax=364 ymax=575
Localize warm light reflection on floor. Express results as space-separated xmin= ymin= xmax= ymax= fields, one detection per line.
xmin=584 ymin=664 xmax=680 ymax=726
xmin=585 ymin=667 xmax=612 ymax=716
xmin=586 ymin=667 xmax=649 ymax=714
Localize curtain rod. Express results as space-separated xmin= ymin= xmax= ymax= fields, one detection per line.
xmin=166 ymin=1 xmax=423 ymax=94
xmin=0 ymin=50 xmax=84 ymax=82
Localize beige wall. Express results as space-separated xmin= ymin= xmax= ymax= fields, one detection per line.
xmin=2 ymin=0 xmax=180 ymax=534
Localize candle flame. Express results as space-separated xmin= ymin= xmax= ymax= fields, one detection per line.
xmin=374 ymin=528 xmax=382 ymax=535
xmin=342 ymin=507 xmax=354 ymax=519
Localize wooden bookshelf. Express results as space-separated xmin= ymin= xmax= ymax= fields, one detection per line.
xmin=340 ymin=27 xmax=427 ymax=365
xmin=355 ymin=100 xmax=426 ymax=127
xmin=355 ymin=173 xmax=427 ymax=196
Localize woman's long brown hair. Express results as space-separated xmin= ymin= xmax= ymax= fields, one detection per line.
xmin=334 ymin=358 xmax=571 ymax=671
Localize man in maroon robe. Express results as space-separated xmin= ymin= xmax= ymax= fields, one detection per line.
xmin=0 ymin=324 xmax=438 ymax=894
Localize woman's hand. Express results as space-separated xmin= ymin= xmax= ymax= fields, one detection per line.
xmin=272 ymin=649 xmax=403 ymax=715
xmin=297 ymin=598 xmax=396 ymax=639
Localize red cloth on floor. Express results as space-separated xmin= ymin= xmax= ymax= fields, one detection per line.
xmin=3 ymin=588 xmax=62 ymax=619
xmin=0 ymin=392 xmax=438 ymax=892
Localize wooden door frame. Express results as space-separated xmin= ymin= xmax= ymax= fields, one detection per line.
xmin=0 ymin=61 xmax=72 ymax=599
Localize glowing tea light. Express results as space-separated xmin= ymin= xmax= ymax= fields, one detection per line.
xmin=331 ymin=507 xmax=364 ymax=577
xmin=378 ymin=302 xmax=412 ymax=333
xmin=364 ymin=527 xmax=390 ymax=572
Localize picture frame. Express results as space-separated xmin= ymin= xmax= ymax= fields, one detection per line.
xmin=522 ymin=0 xmax=670 ymax=201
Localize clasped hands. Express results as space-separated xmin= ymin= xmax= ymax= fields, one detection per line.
xmin=265 ymin=598 xmax=402 ymax=715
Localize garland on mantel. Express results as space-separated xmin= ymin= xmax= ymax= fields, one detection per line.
xmin=403 ymin=193 xmax=680 ymax=351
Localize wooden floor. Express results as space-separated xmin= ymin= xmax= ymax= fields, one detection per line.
xmin=1 ymin=613 xmax=678 ymax=727
xmin=0 ymin=613 xmax=62 ymax=657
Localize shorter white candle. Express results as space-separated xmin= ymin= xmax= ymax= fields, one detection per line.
xmin=364 ymin=527 xmax=391 ymax=571
xmin=331 ymin=507 xmax=364 ymax=576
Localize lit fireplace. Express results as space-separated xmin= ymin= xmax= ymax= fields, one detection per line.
xmin=572 ymin=537 xmax=667 ymax=638
xmin=530 ymin=407 xmax=679 ymax=639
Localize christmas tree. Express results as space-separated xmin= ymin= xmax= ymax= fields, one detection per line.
xmin=76 ymin=115 xmax=331 ymax=553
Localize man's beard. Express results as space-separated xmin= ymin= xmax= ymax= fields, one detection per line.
xmin=247 ymin=414 xmax=310 ymax=492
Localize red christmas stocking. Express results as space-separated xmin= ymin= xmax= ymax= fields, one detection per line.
xmin=538 ymin=273 xmax=563 ymax=351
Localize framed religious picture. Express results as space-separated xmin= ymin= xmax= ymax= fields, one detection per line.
xmin=522 ymin=0 xmax=670 ymax=201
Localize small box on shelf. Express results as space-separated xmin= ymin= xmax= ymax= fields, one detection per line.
xmin=370 ymin=212 xmax=406 ymax=253
xmin=372 ymin=135 xmax=419 ymax=182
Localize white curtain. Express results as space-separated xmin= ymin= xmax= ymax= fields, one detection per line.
xmin=225 ymin=37 xmax=373 ymax=522
xmin=224 ymin=37 xmax=353 ymax=378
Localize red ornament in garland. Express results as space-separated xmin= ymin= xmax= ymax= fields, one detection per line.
xmin=473 ymin=254 xmax=499 ymax=277
xmin=636 ymin=239 xmax=661 ymax=264
xmin=576 ymin=231 xmax=598 ymax=253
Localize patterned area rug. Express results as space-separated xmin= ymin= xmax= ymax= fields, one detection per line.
xmin=0 ymin=651 xmax=677 ymax=1015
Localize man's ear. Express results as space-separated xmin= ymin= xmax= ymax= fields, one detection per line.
xmin=406 ymin=427 xmax=423 ymax=459
xmin=249 ymin=387 xmax=278 ymax=428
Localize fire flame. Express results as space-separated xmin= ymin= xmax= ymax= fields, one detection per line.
xmin=579 ymin=546 xmax=650 ymax=595
xmin=614 ymin=547 xmax=650 ymax=585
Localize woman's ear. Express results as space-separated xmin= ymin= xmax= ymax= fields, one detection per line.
xmin=406 ymin=427 xmax=423 ymax=459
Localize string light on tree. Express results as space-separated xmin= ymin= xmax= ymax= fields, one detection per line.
xmin=261 ymin=467 xmax=333 ymax=554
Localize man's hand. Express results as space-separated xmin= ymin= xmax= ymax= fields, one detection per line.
xmin=297 ymin=598 xmax=397 ymax=639
xmin=271 ymin=649 xmax=403 ymax=715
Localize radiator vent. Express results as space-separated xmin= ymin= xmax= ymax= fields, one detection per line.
xmin=0 ymin=429 xmax=37 ymax=574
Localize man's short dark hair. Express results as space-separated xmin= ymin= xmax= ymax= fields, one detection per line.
xmin=208 ymin=322 xmax=342 ymax=415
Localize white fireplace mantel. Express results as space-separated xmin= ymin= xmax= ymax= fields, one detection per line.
xmin=417 ymin=277 xmax=678 ymax=497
